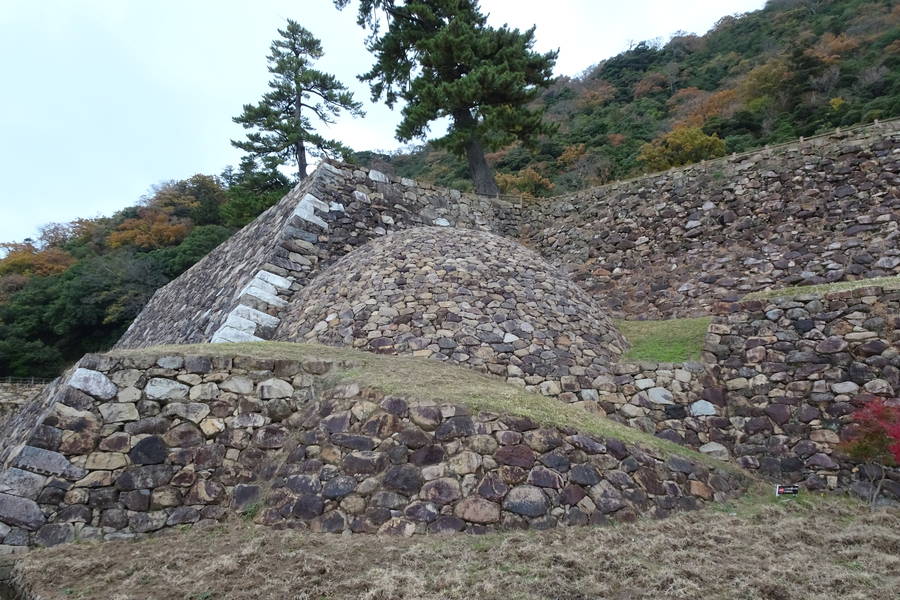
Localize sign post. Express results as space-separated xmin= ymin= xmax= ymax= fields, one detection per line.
xmin=775 ymin=484 xmax=800 ymax=497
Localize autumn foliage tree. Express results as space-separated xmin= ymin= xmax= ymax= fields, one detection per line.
xmin=637 ymin=126 xmax=726 ymax=171
xmin=495 ymin=166 xmax=554 ymax=197
xmin=106 ymin=209 xmax=190 ymax=250
xmin=839 ymin=399 xmax=900 ymax=506
xmin=150 ymin=175 xmax=228 ymax=225
xmin=0 ymin=243 xmax=75 ymax=277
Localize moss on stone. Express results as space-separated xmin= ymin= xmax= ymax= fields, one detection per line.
xmin=743 ymin=275 xmax=900 ymax=300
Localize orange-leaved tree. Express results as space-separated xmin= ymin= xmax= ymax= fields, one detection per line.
xmin=106 ymin=208 xmax=190 ymax=250
xmin=0 ymin=243 xmax=75 ymax=277
xmin=495 ymin=167 xmax=554 ymax=197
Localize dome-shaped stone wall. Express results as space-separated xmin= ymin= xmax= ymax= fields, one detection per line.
xmin=274 ymin=227 xmax=627 ymax=389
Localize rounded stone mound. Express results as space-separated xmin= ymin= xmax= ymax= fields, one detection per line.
xmin=274 ymin=227 xmax=627 ymax=383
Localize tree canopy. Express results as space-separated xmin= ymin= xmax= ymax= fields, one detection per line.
xmin=369 ymin=0 xmax=900 ymax=194
xmin=337 ymin=0 xmax=557 ymax=194
xmin=232 ymin=19 xmax=364 ymax=179
xmin=0 ymin=163 xmax=291 ymax=377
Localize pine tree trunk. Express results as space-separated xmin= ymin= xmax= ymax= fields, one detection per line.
xmin=295 ymin=139 xmax=308 ymax=180
xmin=453 ymin=110 xmax=499 ymax=196
xmin=294 ymin=89 xmax=308 ymax=180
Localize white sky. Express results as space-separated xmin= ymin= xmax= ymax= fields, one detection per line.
xmin=0 ymin=0 xmax=765 ymax=243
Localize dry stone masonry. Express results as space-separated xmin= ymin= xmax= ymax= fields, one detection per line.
xmin=273 ymin=227 xmax=626 ymax=393
xmin=116 ymin=120 xmax=899 ymax=349
xmin=590 ymin=360 xmax=723 ymax=449
xmin=704 ymin=284 xmax=900 ymax=498
xmin=0 ymin=384 xmax=45 ymax=430
xmin=2 ymin=121 xmax=896 ymax=548
xmin=0 ymin=351 xmax=747 ymax=548
xmin=522 ymin=120 xmax=900 ymax=319
xmin=516 ymin=285 xmax=900 ymax=500
xmin=117 ymin=162 xmax=520 ymax=349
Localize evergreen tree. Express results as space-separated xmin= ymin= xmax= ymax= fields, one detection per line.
xmin=232 ymin=20 xmax=364 ymax=179
xmin=336 ymin=0 xmax=557 ymax=195
xmin=220 ymin=158 xmax=292 ymax=227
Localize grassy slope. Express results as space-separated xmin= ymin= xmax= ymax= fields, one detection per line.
xmin=16 ymin=493 xmax=899 ymax=600
xmin=743 ymin=275 xmax=900 ymax=300
xmin=616 ymin=317 xmax=712 ymax=363
xmin=110 ymin=342 xmax=740 ymax=474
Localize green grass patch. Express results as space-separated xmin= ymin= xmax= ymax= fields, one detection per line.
xmin=616 ymin=317 xmax=712 ymax=363
xmin=110 ymin=341 xmax=744 ymax=474
xmin=743 ymin=275 xmax=900 ymax=300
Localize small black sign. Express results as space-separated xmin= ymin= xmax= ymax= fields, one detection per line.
xmin=775 ymin=484 xmax=800 ymax=496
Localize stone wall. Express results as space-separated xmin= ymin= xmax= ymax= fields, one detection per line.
xmin=522 ymin=120 xmax=900 ymax=319
xmin=704 ymin=284 xmax=900 ymax=498
xmin=0 ymin=350 xmax=747 ymax=548
xmin=591 ymin=361 xmax=728 ymax=455
xmin=0 ymin=382 xmax=48 ymax=444
xmin=110 ymin=117 xmax=899 ymax=351
xmin=116 ymin=121 xmax=900 ymax=346
xmin=115 ymin=173 xmax=323 ymax=348
xmin=117 ymin=161 xmax=520 ymax=349
xmin=517 ymin=284 xmax=900 ymax=501
xmin=0 ymin=384 xmax=45 ymax=407
xmin=273 ymin=226 xmax=626 ymax=387
xmin=0 ymin=384 xmax=45 ymax=430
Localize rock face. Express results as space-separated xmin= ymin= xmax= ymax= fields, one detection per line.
xmin=0 ymin=350 xmax=747 ymax=547
xmin=274 ymin=227 xmax=626 ymax=386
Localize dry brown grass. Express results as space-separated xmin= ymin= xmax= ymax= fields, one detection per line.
xmin=15 ymin=493 xmax=899 ymax=600
xmin=109 ymin=342 xmax=745 ymax=474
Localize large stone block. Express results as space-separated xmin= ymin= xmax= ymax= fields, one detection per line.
xmin=0 ymin=492 xmax=45 ymax=530
xmin=69 ymin=369 xmax=117 ymax=400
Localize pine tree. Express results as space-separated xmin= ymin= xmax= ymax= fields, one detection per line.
xmin=232 ymin=20 xmax=364 ymax=179
xmin=336 ymin=0 xmax=557 ymax=195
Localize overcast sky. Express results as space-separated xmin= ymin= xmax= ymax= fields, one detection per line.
xmin=0 ymin=0 xmax=765 ymax=243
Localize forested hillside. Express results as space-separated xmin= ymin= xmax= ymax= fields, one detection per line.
xmin=0 ymin=161 xmax=289 ymax=376
xmin=364 ymin=0 xmax=900 ymax=194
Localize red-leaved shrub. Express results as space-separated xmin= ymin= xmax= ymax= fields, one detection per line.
xmin=839 ymin=398 xmax=900 ymax=505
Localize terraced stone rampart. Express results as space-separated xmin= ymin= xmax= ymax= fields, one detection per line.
xmin=274 ymin=227 xmax=626 ymax=391
xmin=522 ymin=120 xmax=900 ymax=319
xmin=704 ymin=284 xmax=900 ymax=499
xmin=0 ymin=350 xmax=747 ymax=548
xmin=116 ymin=162 xmax=520 ymax=349
xmin=116 ymin=121 xmax=900 ymax=348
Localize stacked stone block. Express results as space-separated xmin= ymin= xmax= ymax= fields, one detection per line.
xmin=117 ymin=162 xmax=520 ymax=350
xmin=523 ymin=120 xmax=900 ymax=319
xmin=0 ymin=383 xmax=46 ymax=429
xmin=591 ymin=361 xmax=732 ymax=459
xmin=0 ymin=351 xmax=747 ymax=548
xmin=273 ymin=226 xmax=627 ymax=396
xmin=705 ymin=285 xmax=900 ymax=497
